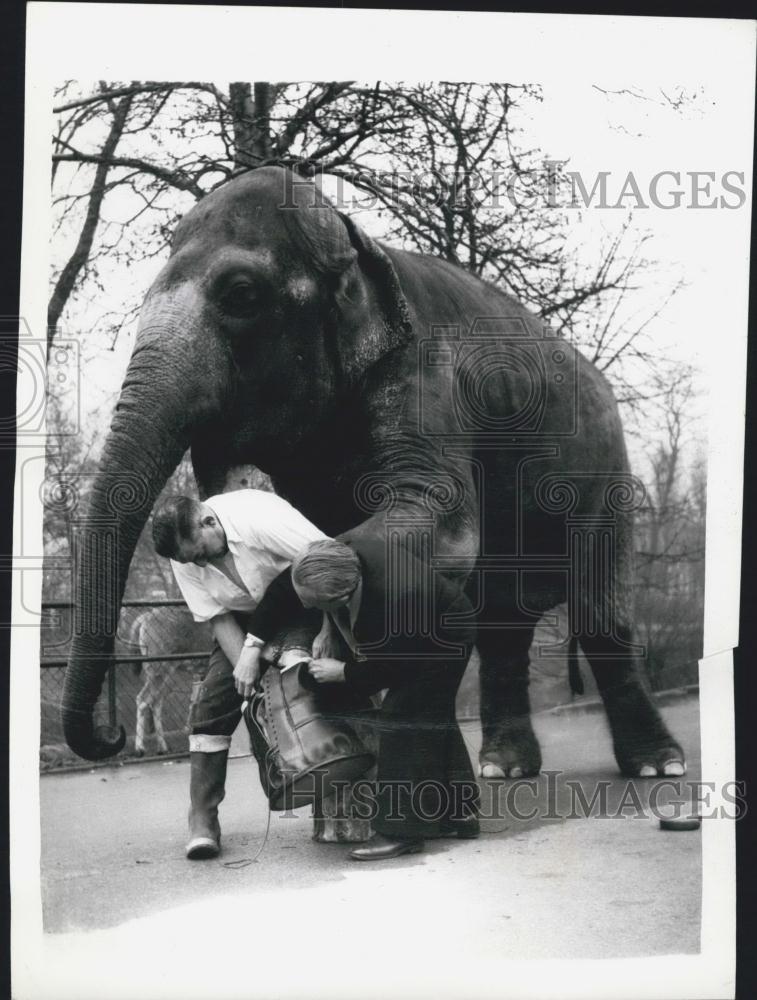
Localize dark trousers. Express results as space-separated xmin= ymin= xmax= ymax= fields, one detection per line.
xmin=189 ymin=615 xmax=251 ymax=738
xmin=190 ymin=625 xmax=479 ymax=839
xmin=189 ymin=639 xmax=244 ymax=737
xmin=356 ymin=656 xmax=479 ymax=840
xmin=189 ymin=612 xmax=319 ymax=738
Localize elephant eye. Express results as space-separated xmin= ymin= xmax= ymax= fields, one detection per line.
xmin=219 ymin=281 xmax=259 ymax=319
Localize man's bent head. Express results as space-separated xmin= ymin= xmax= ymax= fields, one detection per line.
xmin=292 ymin=540 xmax=361 ymax=612
xmin=152 ymin=495 xmax=228 ymax=566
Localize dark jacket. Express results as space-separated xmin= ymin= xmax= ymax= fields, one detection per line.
xmin=246 ymin=527 xmax=476 ymax=692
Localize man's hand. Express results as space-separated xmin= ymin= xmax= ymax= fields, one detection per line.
xmin=308 ymin=657 xmax=346 ymax=684
xmin=312 ymin=614 xmax=341 ymax=659
xmin=234 ymin=645 xmax=262 ymax=698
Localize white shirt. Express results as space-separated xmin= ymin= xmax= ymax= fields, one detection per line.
xmin=171 ymin=489 xmax=327 ymax=622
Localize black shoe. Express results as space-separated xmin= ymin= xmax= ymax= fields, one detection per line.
xmin=439 ymin=815 xmax=480 ymax=839
xmin=348 ymin=834 xmax=425 ymax=861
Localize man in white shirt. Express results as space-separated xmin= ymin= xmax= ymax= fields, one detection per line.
xmin=151 ymin=488 xmax=327 ymax=859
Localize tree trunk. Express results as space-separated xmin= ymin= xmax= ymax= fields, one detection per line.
xmin=229 ymin=82 xmax=274 ymax=170
xmin=47 ymin=91 xmax=133 ymax=355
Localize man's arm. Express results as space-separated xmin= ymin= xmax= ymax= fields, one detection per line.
xmin=212 ymin=612 xmax=262 ymax=700
xmin=211 ymin=612 xmax=245 ymax=664
xmin=243 ymin=567 xmax=307 ymax=645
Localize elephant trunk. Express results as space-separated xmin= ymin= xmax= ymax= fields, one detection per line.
xmin=61 ymin=335 xmax=199 ymax=760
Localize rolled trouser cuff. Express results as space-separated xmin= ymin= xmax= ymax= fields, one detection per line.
xmin=189 ymin=734 xmax=232 ymax=753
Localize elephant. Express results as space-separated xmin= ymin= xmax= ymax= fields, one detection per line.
xmin=61 ymin=165 xmax=685 ymax=781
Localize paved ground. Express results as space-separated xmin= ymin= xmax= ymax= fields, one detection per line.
xmin=37 ymin=697 xmax=702 ymax=994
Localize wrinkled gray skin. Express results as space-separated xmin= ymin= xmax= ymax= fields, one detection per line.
xmin=62 ymin=166 xmax=684 ymax=779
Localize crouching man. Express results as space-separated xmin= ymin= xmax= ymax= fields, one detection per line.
xmin=151 ymin=489 xmax=327 ymax=859
xmin=249 ymin=535 xmax=481 ymax=860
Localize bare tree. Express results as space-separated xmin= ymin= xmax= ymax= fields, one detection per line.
xmin=49 ymin=81 xmax=402 ymax=346
xmin=320 ymin=85 xmax=656 ymax=352
xmin=51 ymin=80 xmax=663 ymax=376
xmin=48 ymin=84 xmax=134 ymax=353
xmin=634 ymin=367 xmax=705 ymax=690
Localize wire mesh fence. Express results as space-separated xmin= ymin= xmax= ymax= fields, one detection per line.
xmin=39 ymin=594 xmax=700 ymax=773
xmin=40 ymin=600 xmax=212 ymax=771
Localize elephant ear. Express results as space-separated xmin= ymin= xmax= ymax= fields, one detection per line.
xmin=279 ymin=177 xmax=413 ymax=383
xmin=333 ymin=212 xmax=413 ymax=382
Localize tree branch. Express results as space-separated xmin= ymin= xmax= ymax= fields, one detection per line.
xmin=47 ymin=91 xmax=135 ymax=352
xmin=52 ymin=141 xmax=205 ymax=199
xmin=53 ymin=82 xmax=228 ymax=113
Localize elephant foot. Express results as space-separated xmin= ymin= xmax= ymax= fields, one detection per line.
xmin=312 ymin=786 xmax=374 ymax=843
xmin=134 ymin=748 xmax=145 ymax=758
xmin=603 ymin=683 xmax=687 ymax=778
xmin=615 ymin=743 xmax=686 ymax=778
xmin=479 ymin=715 xmax=542 ymax=779
xmin=312 ymin=817 xmax=373 ymax=843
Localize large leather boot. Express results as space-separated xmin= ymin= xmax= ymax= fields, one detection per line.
xmin=186 ymin=750 xmax=228 ymax=860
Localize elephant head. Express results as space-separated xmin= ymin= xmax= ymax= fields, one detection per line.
xmin=61 ymin=166 xmax=413 ymax=761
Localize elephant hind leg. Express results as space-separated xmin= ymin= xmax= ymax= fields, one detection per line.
xmin=477 ymin=621 xmax=542 ymax=779
xmin=579 ymin=625 xmax=686 ymax=778
xmin=571 ymin=509 xmax=685 ymax=777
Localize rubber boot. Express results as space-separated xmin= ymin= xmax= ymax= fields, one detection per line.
xmin=186 ymin=750 xmax=228 ymax=860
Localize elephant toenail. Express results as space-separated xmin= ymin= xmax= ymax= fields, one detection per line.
xmin=663 ymin=761 xmax=685 ymax=776
xmin=508 ymin=767 xmax=523 ymax=778
xmin=638 ymin=765 xmax=656 ymax=777
xmin=480 ymin=763 xmax=507 ymax=779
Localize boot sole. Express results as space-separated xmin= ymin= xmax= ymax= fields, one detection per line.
xmin=349 ymin=841 xmax=425 ymax=861
xmin=186 ymin=837 xmax=220 ymax=860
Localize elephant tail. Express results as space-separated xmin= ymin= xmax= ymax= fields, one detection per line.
xmin=568 ymin=636 xmax=584 ymax=697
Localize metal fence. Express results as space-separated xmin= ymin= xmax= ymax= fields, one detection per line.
xmin=39 ymin=596 xmax=700 ymax=773
xmin=40 ymin=600 xmax=212 ymax=770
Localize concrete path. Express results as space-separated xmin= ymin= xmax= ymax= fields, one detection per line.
xmin=36 ymin=697 xmax=703 ymax=997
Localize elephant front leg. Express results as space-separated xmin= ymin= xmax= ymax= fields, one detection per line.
xmin=477 ymin=625 xmax=542 ymax=778
xmin=580 ymin=629 xmax=686 ymax=778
